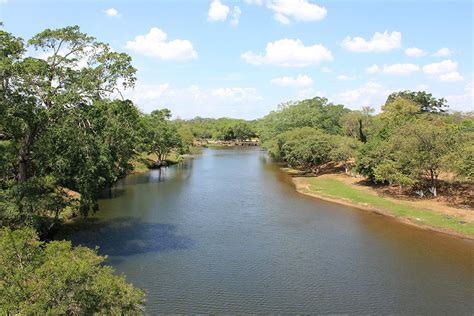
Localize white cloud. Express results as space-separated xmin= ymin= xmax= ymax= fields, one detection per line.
xmin=405 ymin=47 xmax=426 ymax=57
xmin=104 ymin=8 xmax=121 ymax=18
xmin=337 ymin=75 xmax=356 ymax=81
xmin=270 ymin=74 xmax=313 ymax=87
xmin=241 ymin=38 xmax=333 ymax=67
xmin=439 ymin=72 xmax=464 ymax=82
xmin=446 ymin=82 xmax=473 ymax=112
xmin=298 ymin=88 xmax=324 ymax=99
xmin=125 ymin=27 xmax=197 ymax=61
xmin=341 ymin=31 xmax=401 ymax=53
xmin=244 ymin=0 xmax=263 ymax=5
xmin=422 ymin=60 xmax=463 ymax=82
xmin=366 ymin=64 xmax=380 ymax=74
xmin=208 ymin=0 xmax=230 ymax=22
xmin=321 ymin=67 xmax=333 ymax=73
xmin=382 ymin=63 xmax=420 ymax=75
xmin=230 ymin=6 xmax=241 ymax=26
xmin=122 ymin=82 xmax=264 ymax=118
xmin=433 ymin=47 xmax=452 ymax=57
xmin=267 ymin=0 xmax=327 ymax=24
xmin=274 ymin=13 xmax=291 ymax=24
xmin=365 ymin=63 xmax=420 ymax=75
xmin=422 ymin=59 xmax=457 ymax=74
xmin=334 ymin=82 xmax=389 ymax=110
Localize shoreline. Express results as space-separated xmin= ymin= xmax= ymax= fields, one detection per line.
xmin=289 ymin=174 xmax=474 ymax=241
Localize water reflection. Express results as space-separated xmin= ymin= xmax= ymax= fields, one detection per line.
xmin=58 ymin=217 xmax=193 ymax=257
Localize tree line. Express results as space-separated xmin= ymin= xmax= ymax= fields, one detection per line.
xmin=258 ymin=92 xmax=473 ymax=197
xmin=175 ymin=117 xmax=258 ymax=142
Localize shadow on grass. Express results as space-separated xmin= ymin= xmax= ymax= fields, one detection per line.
xmin=56 ymin=217 xmax=193 ymax=257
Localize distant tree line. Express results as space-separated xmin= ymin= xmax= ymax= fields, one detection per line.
xmin=176 ymin=117 xmax=258 ymax=142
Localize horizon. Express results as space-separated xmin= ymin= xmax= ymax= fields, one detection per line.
xmin=1 ymin=0 xmax=472 ymax=119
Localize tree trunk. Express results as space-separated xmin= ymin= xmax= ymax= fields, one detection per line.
xmin=358 ymin=119 xmax=367 ymax=143
xmin=18 ymin=129 xmax=35 ymax=184
xmin=155 ymin=152 xmax=162 ymax=166
xmin=429 ymin=169 xmax=437 ymax=197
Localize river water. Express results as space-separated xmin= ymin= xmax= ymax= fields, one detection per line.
xmin=61 ymin=147 xmax=473 ymax=314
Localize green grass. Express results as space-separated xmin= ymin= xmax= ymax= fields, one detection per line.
xmin=304 ymin=177 xmax=474 ymax=236
xmin=203 ymin=143 xmax=231 ymax=148
xmin=130 ymin=152 xmax=183 ymax=173
xmin=281 ymin=167 xmax=306 ymax=176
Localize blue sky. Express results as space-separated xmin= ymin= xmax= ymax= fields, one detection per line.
xmin=1 ymin=0 xmax=473 ymax=118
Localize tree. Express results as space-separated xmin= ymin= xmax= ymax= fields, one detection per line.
xmin=271 ymin=127 xmax=335 ymax=172
xmin=258 ymin=97 xmax=349 ymax=147
xmin=396 ymin=120 xmax=454 ymax=196
xmin=373 ymin=160 xmax=417 ymax=193
xmin=330 ymin=136 xmax=360 ymax=173
xmin=141 ymin=109 xmax=181 ymax=165
xmin=0 ymin=25 xmax=137 ymax=222
xmin=380 ymin=97 xmax=420 ymax=127
xmin=385 ymin=90 xmax=448 ymax=113
xmin=0 ymin=227 xmax=145 ymax=314
xmin=341 ymin=106 xmax=374 ymax=143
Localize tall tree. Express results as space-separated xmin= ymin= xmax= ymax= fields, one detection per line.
xmin=385 ymin=90 xmax=449 ymax=113
xmin=1 ymin=25 xmax=137 ymax=222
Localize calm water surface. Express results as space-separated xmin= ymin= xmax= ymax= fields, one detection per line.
xmin=61 ymin=147 xmax=474 ymax=314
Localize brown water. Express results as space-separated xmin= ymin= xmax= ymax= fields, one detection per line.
xmin=62 ymin=147 xmax=474 ymax=314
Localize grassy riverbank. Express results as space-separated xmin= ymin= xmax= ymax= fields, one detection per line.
xmin=289 ymin=172 xmax=474 ymax=239
xmin=130 ymin=151 xmax=183 ymax=173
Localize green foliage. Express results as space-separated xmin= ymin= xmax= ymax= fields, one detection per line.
xmin=341 ymin=106 xmax=374 ymax=142
xmin=0 ymin=25 xmax=142 ymax=222
xmin=329 ymin=136 xmax=360 ymax=172
xmin=268 ymin=127 xmax=335 ymax=171
xmin=0 ymin=227 xmax=145 ymax=314
xmin=141 ymin=109 xmax=182 ymax=164
xmin=177 ymin=117 xmax=257 ymax=142
xmin=259 ymin=97 xmax=348 ymax=146
xmin=385 ymin=90 xmax=448 ymax=113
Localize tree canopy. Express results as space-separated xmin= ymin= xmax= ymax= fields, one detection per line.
xmin=0 ymin=227 xmax=145 ymax=314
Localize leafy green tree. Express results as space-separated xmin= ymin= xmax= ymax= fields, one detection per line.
xmin=373 ymin=160 xmax=417 ymax=193
xmin=330 ymin=136 xmax=360 ymax=173
xmin=142 ymin=109 xmax=182 ymax=165
xmin=0 ymin=227 xmax=145 ymax=314
xmin=385 ymin=90 xmax=448 ymax=113
xmin=394 ymin=120 xmax=454 ymax=196
xmin=270 ymin=127 xmax=335 ymax=172
xmin=354 ymin=134 xmax=396 ymax=181
xmin=176 ymin=124 xmax=194 ymax=153
xmin=258 ymin=97 xmax=349 ymax=147
xmin=380 ymin=97 xmax=420 ymax=127
xmin=0 ymin=25 xmax=138 ymax=223
xmin=341 ymin=106 xmax=374 ymax=143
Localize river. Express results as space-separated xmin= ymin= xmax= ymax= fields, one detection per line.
xmin=60 ymin=147 xmax=474 ymax=314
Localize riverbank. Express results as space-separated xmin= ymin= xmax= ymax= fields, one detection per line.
xmin=130 ymin=151 xmax=184 ymax=174
xmin=286 ymin=171 xmax=474 ymax=240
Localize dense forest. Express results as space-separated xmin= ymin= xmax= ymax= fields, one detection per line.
xmin=1 ymin=25 xmax=472 ymax=313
